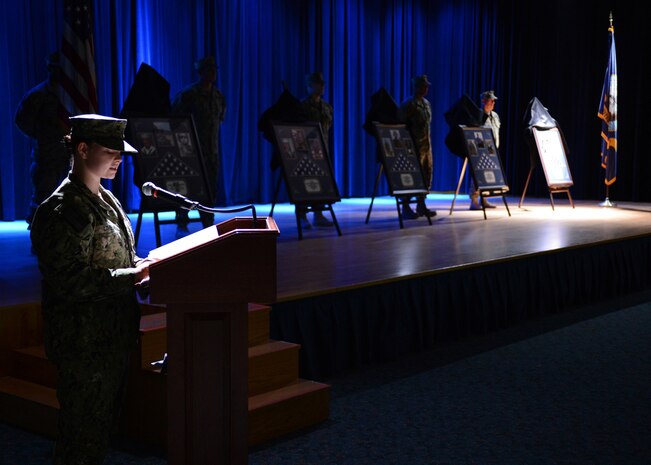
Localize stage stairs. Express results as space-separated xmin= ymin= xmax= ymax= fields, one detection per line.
xmin=0 ymin=302 xmax=330 ymax=447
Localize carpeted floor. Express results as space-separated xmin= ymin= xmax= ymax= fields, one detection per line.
xmin=2 ymin=293 xmax=650 ymax=465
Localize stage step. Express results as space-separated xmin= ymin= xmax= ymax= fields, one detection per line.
xmin=248 ymin=379 xmax=330 ymax=445
xmin=13 ymin=339 xmax=301 ymax=399
xmin=139 ymin=303 xmax=270 ymax=367
xmin=11 ymin=345 xmax=57 ymax=388
xmin=0 ymin=301 xmax=330 ymax=447
xmin=247 ymin=303 xmax=271 ymax=347
xmin=0 ymin=374 xmax=329 ymax=447
xmin=0 ymin=376 xmax=58 ymax=437
xmin=248 ymin=340 xmax=299 ymax=396
xmin=0 ymin=302 xmax=43 ymax=376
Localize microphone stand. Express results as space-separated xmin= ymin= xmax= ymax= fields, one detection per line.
xmin=182 ymin=201 xmax=259 ymax=227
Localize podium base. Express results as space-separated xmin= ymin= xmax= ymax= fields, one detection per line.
xmin=599 ymin=197 xmax=617 ymax=208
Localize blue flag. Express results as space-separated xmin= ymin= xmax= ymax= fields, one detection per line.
xmin=597 ymin=21 xmax=617 ymax=186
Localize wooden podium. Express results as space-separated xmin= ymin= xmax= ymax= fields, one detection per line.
xmin=147 ymin=217 xmax=279 ymax=465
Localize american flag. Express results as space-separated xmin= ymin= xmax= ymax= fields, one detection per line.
xmin=60 ymin=0 xmax=98 ymax=116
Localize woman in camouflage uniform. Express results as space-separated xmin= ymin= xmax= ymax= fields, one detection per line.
xmin=30 ymin=114 xmax=153 ymax=465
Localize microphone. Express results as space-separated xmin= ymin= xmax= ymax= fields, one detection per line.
xmin=141 ymin=182 xmax=198 ymax=209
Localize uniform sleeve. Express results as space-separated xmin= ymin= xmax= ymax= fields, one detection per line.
xmin=31 ymin=203 xmax=139 ymax=302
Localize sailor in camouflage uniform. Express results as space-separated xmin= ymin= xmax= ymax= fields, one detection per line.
xmin=15 ymin=53 xmax=71 ymax=227
xmin=469 ymin=90 xmax=500 ymax=210
xmin=399 ymin=75 xmax=436 ymax=219
xmin=30 ymin=115 xmax=153 ymax=465
xmin=299 ymin=72 xmax=334 ymax=228
xmin=172 ymin=56 xmax=226 ymax=233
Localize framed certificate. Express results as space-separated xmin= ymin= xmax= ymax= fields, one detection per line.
xmin=532 ymin=127 xmax=573 ymax=188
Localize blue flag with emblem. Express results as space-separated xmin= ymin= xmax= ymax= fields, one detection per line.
xmin=597 ymin=15 xmax=617 ymax=186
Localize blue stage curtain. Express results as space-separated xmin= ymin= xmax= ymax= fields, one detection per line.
xmin=0 ymin=0 xmax=504 ymax=218
xmin=3 ymin=0 xmax=650 ymax=219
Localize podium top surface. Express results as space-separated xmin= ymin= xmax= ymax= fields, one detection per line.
xmin=148 ymin=216 xmax=279 ymax=262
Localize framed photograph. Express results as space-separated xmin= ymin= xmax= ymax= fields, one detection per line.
xmin=373 ymin=123 xmax=428 ymax=195
xmin=532 ymin=127 xmax=573 ymax=188
xmin=126 ymin=116 xmax=213 ymax=211
xmin=271 ymin=121 xmax=341 ymax=204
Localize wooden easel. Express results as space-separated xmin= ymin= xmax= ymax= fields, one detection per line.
xmin=519 ymin=127 xmax=575 ymax=210
xmin=449 ymin=157 xmax=511 ymax=220
xmin=518 ymin=165 xmax=575 ymax=210
xmin=268 ymin=173 xmax=342 ymax=240
xmin=367 ymin=123 xmax=433 ymax=228
xmin=365 ymin=164 xmax=432 ymax=229
xmin=449 ymin=126 xmax=511 ymax=219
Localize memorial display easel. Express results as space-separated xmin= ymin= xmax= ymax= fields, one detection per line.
xmin=269 ymin=121 xmax=342 ymax=239
xmin=366 ymin=123 xmax=432 ymax=228
xmin=147 ymin=216 xmax=279 ymax=465
xmin=519 ymin=97 xmax=575 ymax=210
xmin=127 ymin=116 xmax=213 ymax=247
xmin=449 ymin=126 xmax=511 ymax=219
xmin=519 ymin=127 xmax=574 ymax=210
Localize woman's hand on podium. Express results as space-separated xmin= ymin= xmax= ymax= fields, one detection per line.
xmin=134 ymin=256 xmax=160 ymax=286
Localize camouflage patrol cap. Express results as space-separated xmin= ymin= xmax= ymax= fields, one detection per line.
xmin=195 ymin=56 xmax=217 ymax=72
xmin=481 ymin=90 xmax=498 ymax=101
xmin=69 ymin=114 xmax=138 ymax=153
xmin=306 ymin=72 xmax=325 ymax=85
xmin=412 ymin=75 xmax=432 ymax=88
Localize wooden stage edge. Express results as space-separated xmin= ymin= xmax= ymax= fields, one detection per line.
xmin=3 ymin=197 xmax=651 ymax=308
xmin=271 ymin=198 xmax=651 ymax=304
xmin=275 ymin=231 xmax=651 ymax=303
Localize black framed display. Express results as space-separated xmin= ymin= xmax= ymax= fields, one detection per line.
xmin=364 ymin=122 xmax=432 ymax=229
xmin=126 ymin=116 xmax=213 ymax=211
xmin=532 ymin=127 xmax=573 ymax=188
xmin=373 ymin=123 xmax=428 ymax=194
xmin=271 ymin=121 xmax=340 ymax=204
xmin=461 ymin=127 xmax=509 ymax=192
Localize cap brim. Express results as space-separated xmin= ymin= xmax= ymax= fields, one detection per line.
xmin=123 ymin=140 xmax=138 ymax=154
xmin=94 ymin=138 xmax=138 ymax=154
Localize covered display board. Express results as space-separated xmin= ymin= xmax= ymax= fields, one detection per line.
xmin=271 ymin=121 xmax=340 ymax=204
xmin=373 ymin=123 xmax=428 ymax=194
xmin=532 ymin=127 xmax=573 ymax=187
xmin=127 ymin=116 xmax=212 ymax=210
xmin=461 ymin=127 xmax=509 ymax=192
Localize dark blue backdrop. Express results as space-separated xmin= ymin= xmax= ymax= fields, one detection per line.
xmin=2 ymin=0 xmax=649 ymax=220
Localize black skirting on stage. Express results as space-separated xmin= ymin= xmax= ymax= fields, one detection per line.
xmin=271 ymin=233 xmax=651 ymax=380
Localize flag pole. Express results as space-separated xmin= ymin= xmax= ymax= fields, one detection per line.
xmin=599 ymin=11 xmax=617 ymax=208
xmin=599 ymin=185 xmax=615 ymax=207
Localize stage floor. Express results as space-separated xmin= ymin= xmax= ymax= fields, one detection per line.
xmin=2 ymin=195 xmax=651 ymax=307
